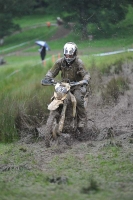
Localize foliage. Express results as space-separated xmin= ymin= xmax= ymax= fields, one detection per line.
xmin=0 ymin=52 xmax=132 ymax=142
xmin=0 ymin=0 xmax=36 ymax=38
xmin=1 ymin=1 xmax=133 ymax=40
xmin=14 ymin=15 xmax=56 ymax=29
xmin=101 ymin=76 xmax=129 ymax=104
xmin=0 ymin=12 xmax=20 ymax=39
xmin=46 ymin=0 xmax=131 ymax=39
xmin=0 ymin=62 xmax=53 ymax=142
xmin=0 ymin=12 xmax=133 ymax=142
xmin=100 ymin=60 xmax=123 ymax=75
xmin=0 ymin=13 xmax=133 ymax=200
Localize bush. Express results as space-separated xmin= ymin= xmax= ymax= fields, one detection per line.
xmin=101 ymin=76 xmax=129 ymax=104
xmin=89 ymin=61 xmax=103 ymax=93
xmin=101 ymin=60 xmax=123 ymax=75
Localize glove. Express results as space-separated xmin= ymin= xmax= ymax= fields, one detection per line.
xmin=70 ymin=80 xmax=88 ymax=87
xmin=41 ymin=77 xmax=54 ymax=85
xmin=78 ymin=80 xmax=88 ymax=85
xmin=80 ymin=84 xmax=87 ymax=95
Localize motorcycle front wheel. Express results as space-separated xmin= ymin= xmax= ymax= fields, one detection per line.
xmin=45 ymin=110 xmax=59 ymax=147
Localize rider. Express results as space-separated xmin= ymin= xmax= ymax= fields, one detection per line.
xmin=43 ymin=42 xmax=91 ymax=132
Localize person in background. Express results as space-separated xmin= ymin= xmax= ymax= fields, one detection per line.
xmin=56 ymin=17 xmax=63 ymax=26
xmin=42 ymin=42 xmax=91 ymax=134
xmin=35 ymin=41 xmax=50 ymax=65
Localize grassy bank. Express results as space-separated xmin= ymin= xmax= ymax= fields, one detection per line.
xmin=0 ymin=60 xmax=54 ymax=142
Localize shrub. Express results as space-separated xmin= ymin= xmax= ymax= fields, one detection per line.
xmin=89 ymin=61 xmax=103 ymax=93
xmin=101 ymin=76 xmax=129 ymax=104
xmin=101 ymin=60 xmax=123 ymax=75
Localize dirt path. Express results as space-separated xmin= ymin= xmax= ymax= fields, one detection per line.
xmin=5 ymin=25 xmax=71 ymax=57
xmin=48 ymin=25 xmax=72 ymax=41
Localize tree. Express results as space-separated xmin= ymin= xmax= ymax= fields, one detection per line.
xmin=0 ymin=0 xmax=36 ymax=40
xmin=46 ymin=0 xmax=131 ymax=39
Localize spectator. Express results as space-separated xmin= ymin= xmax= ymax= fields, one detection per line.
xmin=46 ymin=22 xmax=51 ymax=28
xmin=0 ymin=57 xmax=6 ymax=65
xmin=35 ymin=41 xmax=50 ymax=65
xmin=57 ymin=17 xmax=63 ymax=26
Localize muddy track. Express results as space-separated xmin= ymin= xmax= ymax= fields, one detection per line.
xmin=48 ymin=25 xmax=72 ymax=41
xmin=19 ymin=61 xmax=133 ymax=159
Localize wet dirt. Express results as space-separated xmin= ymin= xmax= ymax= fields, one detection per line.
xmin=86 ymin=61 xmax=133 ymax=141
xmin=19 ymin=60 xmax=133 ymax=170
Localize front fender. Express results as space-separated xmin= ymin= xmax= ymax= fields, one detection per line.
xmin=48 ymin=99 xmax=63 ymax=110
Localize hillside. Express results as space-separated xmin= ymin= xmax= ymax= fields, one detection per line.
xmin=0 ymin=13 xmax=133 ymax=200
xmin=1 ymin=57 xmax=133 ymax=200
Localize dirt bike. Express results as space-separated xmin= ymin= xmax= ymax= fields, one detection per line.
xmin=41 ymin=78 xmax=88 ymax=147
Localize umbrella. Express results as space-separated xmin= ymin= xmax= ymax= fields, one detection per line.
xmin=35 ymin=41 xmax=46 ymax=47
xmin=35 ymin=40 xmax=50 ymax=51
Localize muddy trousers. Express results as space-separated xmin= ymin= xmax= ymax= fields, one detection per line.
xmin=72 ymin=89 xmax=87 ymax=128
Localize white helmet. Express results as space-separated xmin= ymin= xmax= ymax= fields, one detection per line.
xmin=63 ymin=42 xmax=78 ymax=64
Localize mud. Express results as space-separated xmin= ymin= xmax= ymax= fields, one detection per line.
xmin=86 ymin=61 xmax=133 ymax=141
xmin=19 ymin=60 xmax=133 ymax=154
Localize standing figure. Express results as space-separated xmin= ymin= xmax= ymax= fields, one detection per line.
xmin=35 ymin=41 xmax=50 ymax=65
xmin=56 ymin=17 xmax=63 ymax=26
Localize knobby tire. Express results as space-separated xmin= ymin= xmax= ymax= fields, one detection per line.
xmin=45 ymin=111 xmax=59 ymax=147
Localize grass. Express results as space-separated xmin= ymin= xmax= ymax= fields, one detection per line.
xmin=14 ymin=15 xmax=56 ymax=29
xmin=0 ymin=11 xmax=133 ymax=200
xmin=0 ymin=26 xmax=57 ymax=54
xmin=101 ymin=76 xmax=129 ymax=104
xmin=0 ymin=142 xmax=133 ymax=200
xmin=0 ymin=60 xmax=54 ymax=142
xmin=0 ymin=49 xmax=133 ymax=142
xmin=1 ymin=5 xmax=133 ymax=55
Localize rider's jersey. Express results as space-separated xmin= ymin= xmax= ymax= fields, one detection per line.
xmin=45 ymin=57 xmax=90 ymax=82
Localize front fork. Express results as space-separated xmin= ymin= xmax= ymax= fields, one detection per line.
xmin=58 ymin=99 xmax=68 ymax=134
xmin=58 ymin=92 xmax=77 ymax=134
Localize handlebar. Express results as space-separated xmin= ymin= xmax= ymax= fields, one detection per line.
xmin=41 ymin=78 xmax=56 ymax=86
xmin=41 ymin=78 xmax=88 ymax=86
xmin=70 ymin=80 xmax=88 ymax=86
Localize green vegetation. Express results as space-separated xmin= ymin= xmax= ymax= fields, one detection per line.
xmin=101 ymin=76 xmax=130 ymax=103
xmin=0 ymin=10 xmax=133 ymax=200
xmin=0 ymin=143 xmax=133 ymax=200
xmin=0 ymin=26 xmax=57 ymax=54
xmin=1 ymin=5 xmax=133 ymax=54
xmin=1 ymin=0 xmax=132 ymax=39
xmin=0 ymin=51 xmax=133 ymax=142
xmin=0 ymin=61 xmax=54 ymax=142
xmin=14 ymin=15 xmax=56 ymax=29
xmin=0 ymin=8 xmax=133 ymax=142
